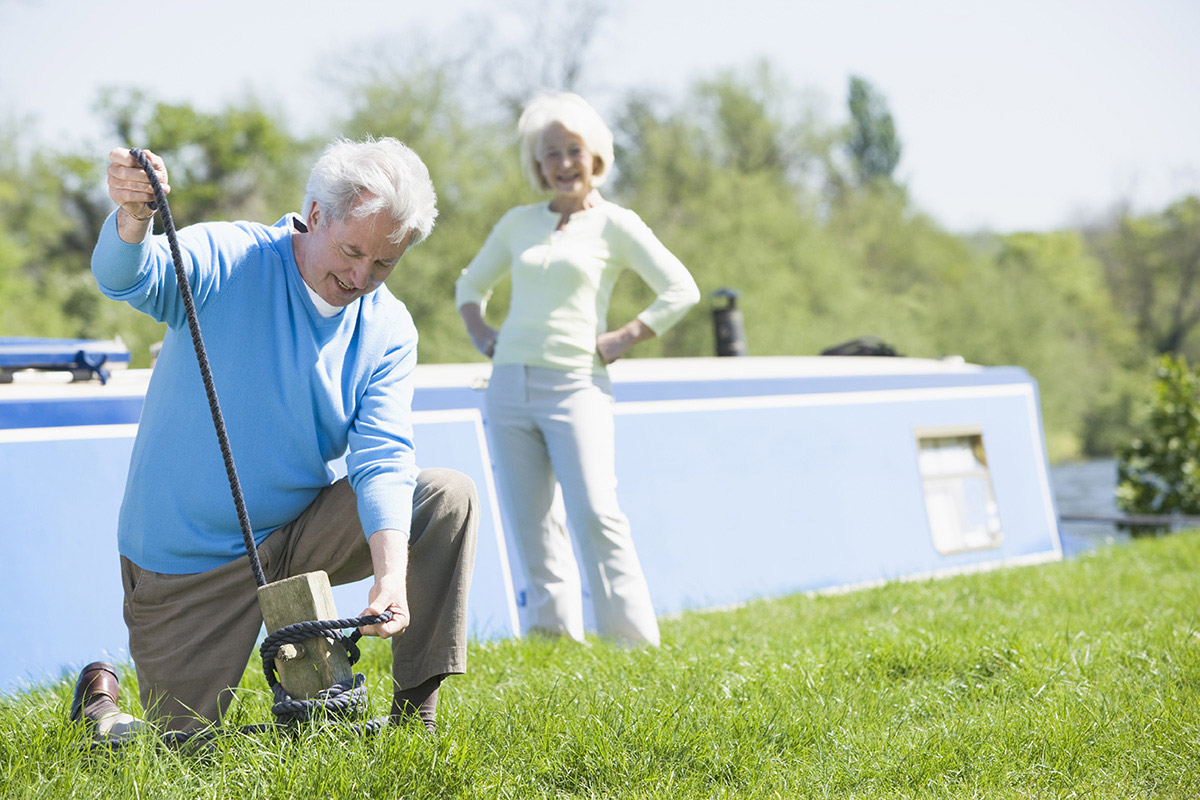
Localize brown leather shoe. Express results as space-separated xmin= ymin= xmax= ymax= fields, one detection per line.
xmin=69 ymin=661 xmax=120 ymax=724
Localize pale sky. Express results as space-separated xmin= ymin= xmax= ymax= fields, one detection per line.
xmin=1 ymin=0 xmax=1197 ymax=232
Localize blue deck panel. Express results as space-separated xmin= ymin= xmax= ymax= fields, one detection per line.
xmin=327 ymin=412 xmax=519 ymax=643
xmin=615 ymin=386 xmax=1056 ymax=614
xmin=0 ymin=415 xmax=517 ymax=691
xmin=0 ymin=434 xmax=135 ymax=689
xmin=0 ymin=397 xmax=146 ymax=429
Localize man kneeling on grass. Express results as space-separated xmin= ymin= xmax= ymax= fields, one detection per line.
xmin=71 ymin=138 xmax=477 ymax=742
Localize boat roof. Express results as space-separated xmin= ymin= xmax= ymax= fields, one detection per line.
xmin=0 ymin=338 xmax=130 ymax=367
xmin=414 ymin=355 xmax=981 ymax=387
xmin=0 ymin=353 xmax=986 ymax=397
xmin=0 ymin=337 xmax=131 ymax=385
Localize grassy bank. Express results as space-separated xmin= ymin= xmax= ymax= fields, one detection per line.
xmin=3 ymin=534 xmax=1200 ymax=799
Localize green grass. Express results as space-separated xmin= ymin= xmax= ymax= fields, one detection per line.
xmin=4 ymin=534 xmax=1200 ymax=799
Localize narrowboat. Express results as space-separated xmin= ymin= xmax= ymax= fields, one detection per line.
xmin=0 ymin=337 xmax=1061 ymax=691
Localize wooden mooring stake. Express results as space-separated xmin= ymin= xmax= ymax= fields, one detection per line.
xmin=257 ymin=571 xmax=352 ymax=699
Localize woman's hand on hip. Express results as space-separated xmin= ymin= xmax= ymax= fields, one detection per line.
xmin=597 ymin=319 xmax=656 ymax=364
xmin=459 ymin=302 xmax=498 ymax=359
xmin=470 ymin=325 xmax=498 ymax=359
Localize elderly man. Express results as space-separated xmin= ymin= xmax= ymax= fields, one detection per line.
xmin=71 ymin=139 xmax=477 ymax=739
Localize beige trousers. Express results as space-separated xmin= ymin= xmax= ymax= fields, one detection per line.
xmin=120 ymin=468 xmax=478 ymax=733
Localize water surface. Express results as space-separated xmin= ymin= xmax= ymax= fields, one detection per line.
xmin=1049 ymin=458 xmax=1130 ymax=556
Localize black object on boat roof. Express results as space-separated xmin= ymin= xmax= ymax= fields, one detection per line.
xmin=0 ymin=337 xmax=131 ymax=385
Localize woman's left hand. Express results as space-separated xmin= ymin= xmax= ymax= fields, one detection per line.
xmin=597 ymin=319 xmax=656 ymax=364
xmin=596 ymin=331 xmax=630 ymax=364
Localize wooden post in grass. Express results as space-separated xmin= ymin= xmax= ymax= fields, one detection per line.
xmin=257 ymin=571 xmax=352 ymax=699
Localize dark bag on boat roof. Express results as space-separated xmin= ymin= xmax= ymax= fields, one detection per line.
xmin=820 ymin=337 xmax=901 ymax=357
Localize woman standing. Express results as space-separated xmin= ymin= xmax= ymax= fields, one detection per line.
xmin=456 ymin=92 xmax=700 ymax=646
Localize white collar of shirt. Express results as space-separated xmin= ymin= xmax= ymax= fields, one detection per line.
xmin=303 ymin=279 xmax=342 ymax=318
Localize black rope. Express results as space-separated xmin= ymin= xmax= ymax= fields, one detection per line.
xmin=129 ymin=148 xmax=265 ymax=589
xmin=126 ymin=148 xmax=395 ymax=737
xmin=259 ymin=614 xmax=391 ymax=729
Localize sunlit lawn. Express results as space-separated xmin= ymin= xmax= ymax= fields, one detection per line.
xmin=3 ymin=532 xmax=1199 ymax=799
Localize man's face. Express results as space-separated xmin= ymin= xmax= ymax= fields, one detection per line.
xmin=300 ymin=198 xmax=413 ymax=307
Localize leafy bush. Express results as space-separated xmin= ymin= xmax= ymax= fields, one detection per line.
xmin=1116 ymin=355 xmax=1200 ymax=534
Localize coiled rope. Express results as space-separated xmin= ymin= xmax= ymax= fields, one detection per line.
xmin=128 ymin=148 xmax=392 ymax=734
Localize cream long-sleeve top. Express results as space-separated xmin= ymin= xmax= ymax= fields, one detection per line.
xmin=455 ymin=201 xmax=701 ymax=373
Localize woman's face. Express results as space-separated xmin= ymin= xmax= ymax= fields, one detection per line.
xmin=538 ymin=122 xmax=601 ymax=201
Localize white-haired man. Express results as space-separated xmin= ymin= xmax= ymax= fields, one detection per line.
xmin=73 ymin=139 xmax=477 ymax=739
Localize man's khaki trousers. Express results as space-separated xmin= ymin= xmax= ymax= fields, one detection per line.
xmin=120 ymin=468 xmax=478 ymax=733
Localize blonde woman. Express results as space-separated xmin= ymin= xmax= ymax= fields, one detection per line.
xmin=457 ymin=92 xmax=700 ymax=645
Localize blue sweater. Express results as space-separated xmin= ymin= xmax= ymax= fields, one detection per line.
xmin=92 ymin=212 xmax=419 ymax=574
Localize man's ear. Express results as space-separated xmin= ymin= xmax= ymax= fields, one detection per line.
xmin=307 ymin=203 xmax=322 ymax=231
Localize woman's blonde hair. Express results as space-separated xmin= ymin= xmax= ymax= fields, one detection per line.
xmin=518 ymin=91 xmax=615 ymax=192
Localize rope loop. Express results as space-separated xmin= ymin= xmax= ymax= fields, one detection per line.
xmin=269 ymin=673 xmax=369 ymax=724
xmin=259 ymin=610 xmax=394 ymax=726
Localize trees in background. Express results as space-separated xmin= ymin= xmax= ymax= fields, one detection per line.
xmin=1088 ymin=196 xmax=1200 ymax=362
xmin=607 ymin=67 xmax=1140 ymax=459
xmin=0 ymin=133 xmax=69 ymax=337
xmin=98 ymin=90 xmax=311 ymax=227
xmin=610 ymin=65 xmax=846 ymax=360
xmin=336 ymin=60 xmax=532 ymax=364
xmin=945 ymin=232 xmax=1140 ymax=457
xmin=0 ymin=47 xmax=1191 ymax=462
xmin=0 ymin=95 xmax=307 ymax=366
xmin=845 ymin=75 xmax=902 ymax=185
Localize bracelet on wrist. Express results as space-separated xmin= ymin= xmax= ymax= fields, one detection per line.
xmin=125 ymin=205 xmax=156 ymax=222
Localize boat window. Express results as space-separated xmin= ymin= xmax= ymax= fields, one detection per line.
xmin=916 ymin=429 xmax=1003 ymax=554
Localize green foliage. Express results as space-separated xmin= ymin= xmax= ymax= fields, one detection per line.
xmin=0 ymin=130 xmax=93 ymax=338
xmin=946 ymin=232 xmax=1141 ymax=459
xmin=335 ymin=62 xmax=533 ymax=365
xmin=611 ymin=70 xmax=868 ymax=359
xmin=695 ymin=63 xmax=792 ymax=175
xmin=610 ymin=71 xmax=1141 ymax=461
xmin=1089 ymin=195 xmax=1200 ymax=360
xmin=1116 ymin=354 xmax=1200 ymax=532
xmin=4 ymin=533 xmax=1200 ymax=797
xmin=846 ymin=75 xmax=902 ymax=184
xmin=0 ymin=48 xmax=1179 ymax=458
xmin=98 ymin=88 xmax=312 ymax=225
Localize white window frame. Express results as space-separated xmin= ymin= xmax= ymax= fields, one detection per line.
xmin=915 ymin=426 xmax=1003 ymax=555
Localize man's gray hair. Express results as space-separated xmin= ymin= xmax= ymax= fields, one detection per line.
xmin=518 ymin=91 xmax=615 ymax=193
xmin=302 ymin=137 xmax=438 ymax=246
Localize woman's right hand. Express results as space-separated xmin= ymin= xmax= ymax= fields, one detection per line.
xmin=459 ymin=303 xmax=498 ymax=359
xmin=470 ymin=324 xmax=498 ymax=359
